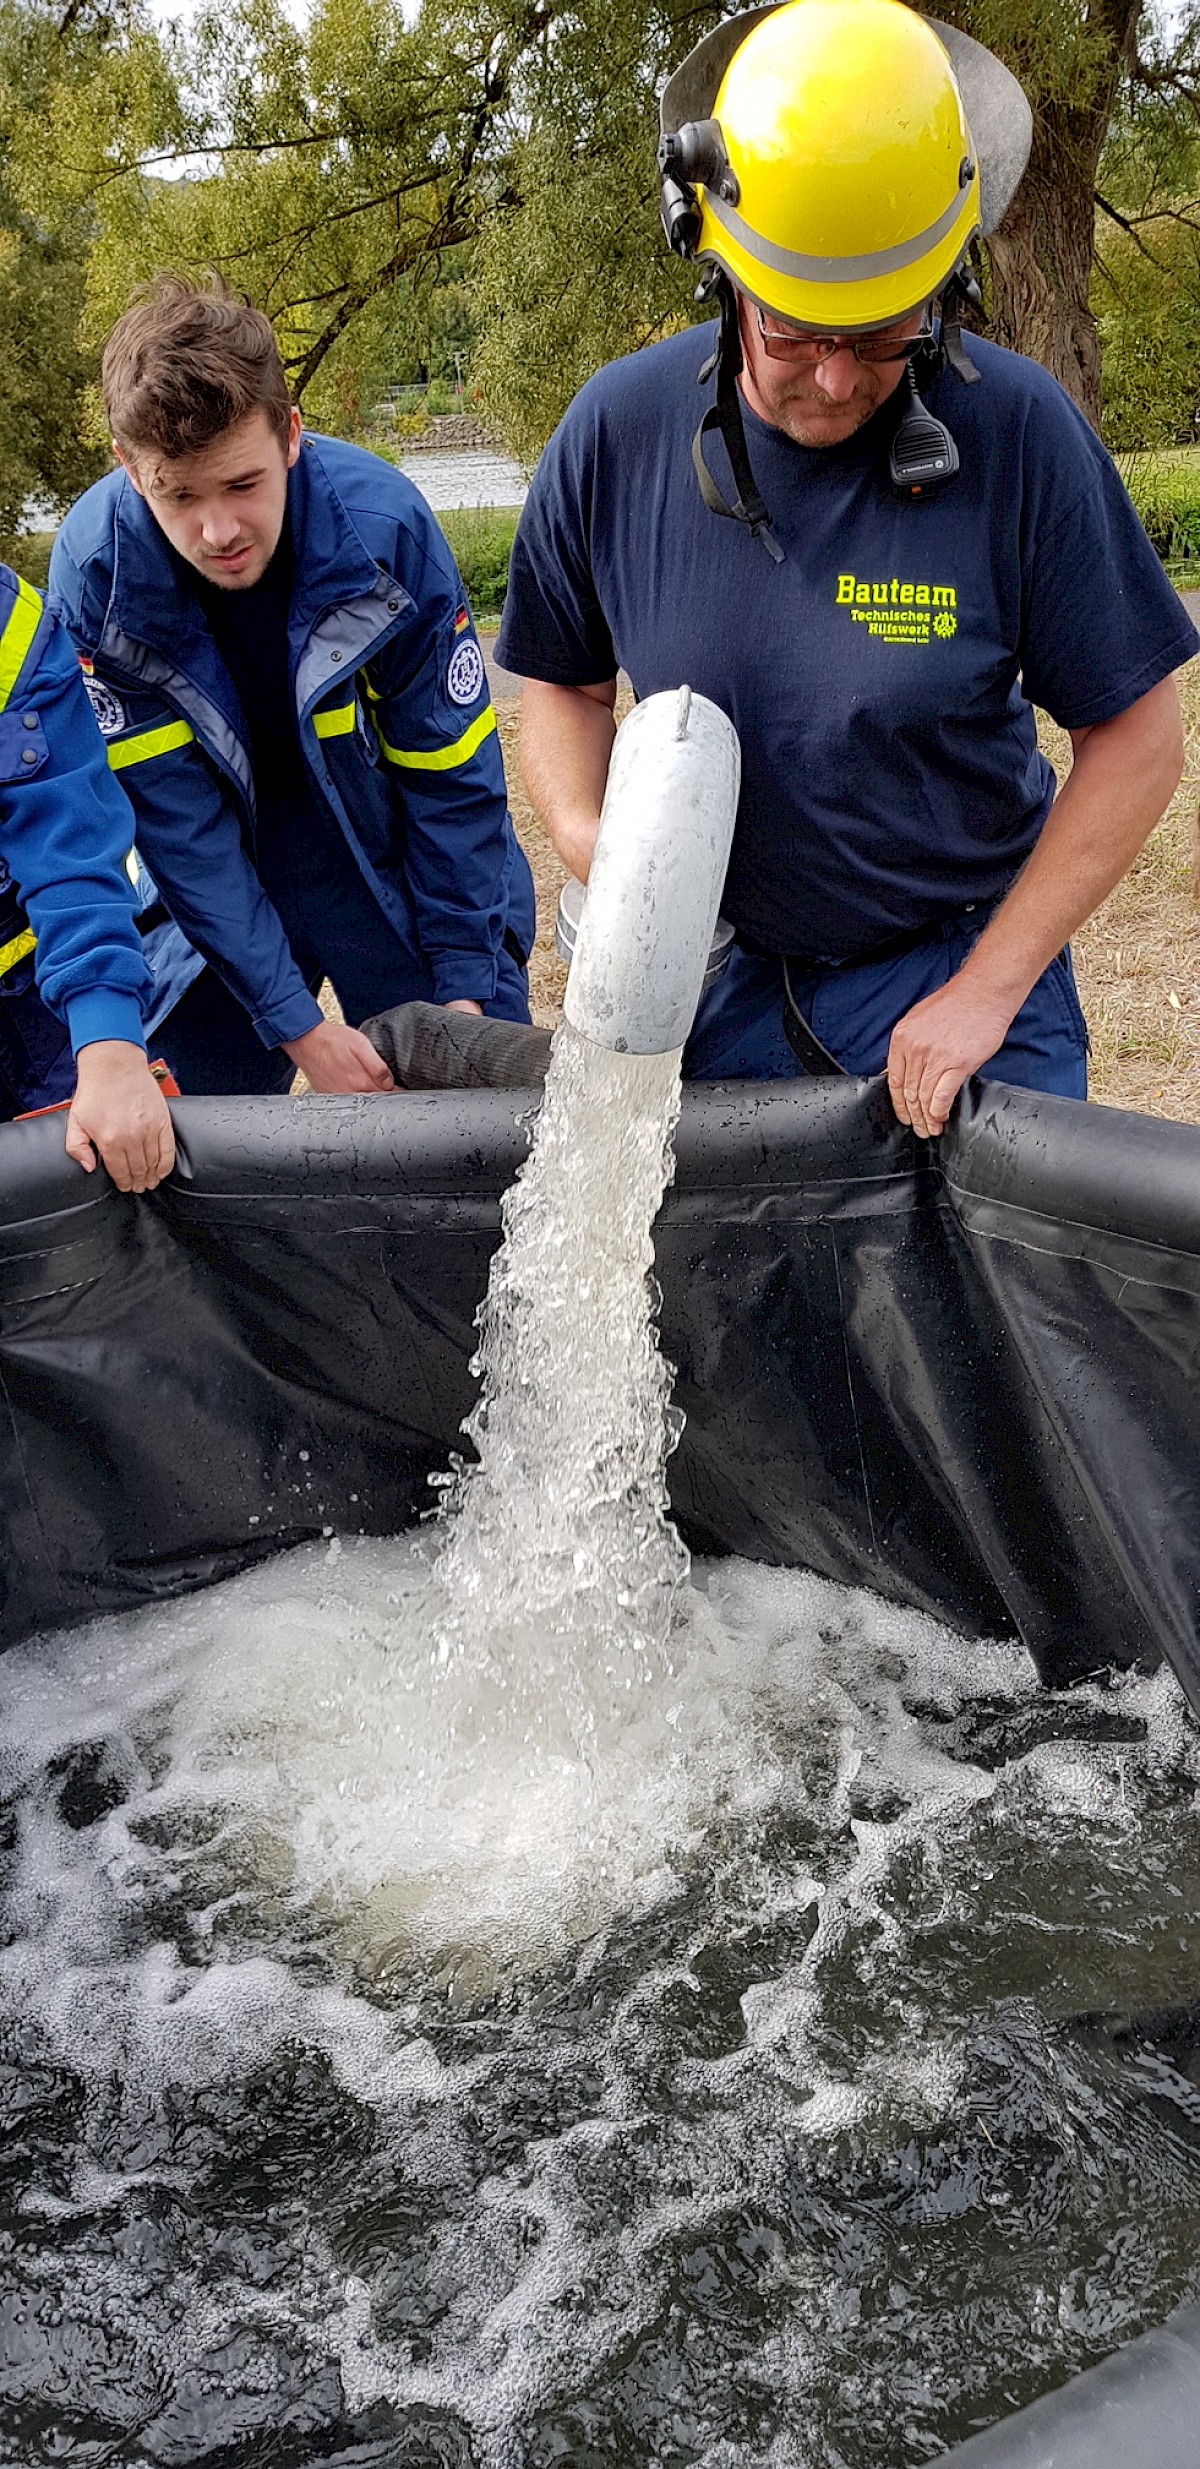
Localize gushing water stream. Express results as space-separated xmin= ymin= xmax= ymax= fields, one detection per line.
xmin=431 ymin=1026 xmax=688 ymax=1756
xmin=1 ymin=1030 xmax=1200 ymax=2466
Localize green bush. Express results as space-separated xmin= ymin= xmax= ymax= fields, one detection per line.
xmin=1119 ymin=452 xmax=1200 ymax=571
xmin=436 ymin=505 xmax=520 ymax=619
xmin=1 ymin=531 xmax=56 ymax=592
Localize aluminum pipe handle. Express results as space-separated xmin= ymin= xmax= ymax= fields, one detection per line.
xmin=562 ymin=685 xmax=741 ymax=1056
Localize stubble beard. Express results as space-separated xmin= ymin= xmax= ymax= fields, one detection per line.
xmin=195 ymin=545 xmax=267 ymax=591
xmin=768 ymin=381 xmax=887 ymax=449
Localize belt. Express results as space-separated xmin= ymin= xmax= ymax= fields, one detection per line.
xmin=779 ymin=959 xmax=843 ymax=1077
xmin=736 ymin=909 xmax=980 ymax=976
xmin=738 ymin=898 xmax=998 ymax=1081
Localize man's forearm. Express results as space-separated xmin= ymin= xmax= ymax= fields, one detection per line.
xmin=887 ymin=674 xmax=1186 ymax=1139
xmin=519 ymin=678 xmax=618 ymax=881
xmin=957 ymin=675 xmax=1185 ymax=1009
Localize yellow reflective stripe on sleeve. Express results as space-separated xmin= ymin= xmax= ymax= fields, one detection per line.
xmin=378 ymin=703 xmax=497 ymax=773
xmin=107 ymin=718 xmax=195 ymax=773
xmin=313 ymin=700 xmax=356 ymax=739
xmin=0 ymin=927 xmax=36 ymax=977
xmin=0 ymin=579 xmax=44 ymax=713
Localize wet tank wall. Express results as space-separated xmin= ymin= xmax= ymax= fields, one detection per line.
xmin=2 ymin=1075 xmax=1199 ymax=1700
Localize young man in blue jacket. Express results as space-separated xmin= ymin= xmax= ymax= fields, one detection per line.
xmin=0 ymin=565 xmax=175 ymax=1188
xmin=50 ymin=278 xmax=535 ymax=1095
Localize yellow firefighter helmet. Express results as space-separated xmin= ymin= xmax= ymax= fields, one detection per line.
xmin=659 ymin=0 xmax=1031 ymax=332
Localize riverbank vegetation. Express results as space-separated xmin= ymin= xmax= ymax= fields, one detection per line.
xmin=7 ymin=0 xmax=1200 ymax=554
xmin=433 ymin=506 xmax=519 ymax=619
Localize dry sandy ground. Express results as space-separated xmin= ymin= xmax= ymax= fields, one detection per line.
xmin=322 ymin=668 xmax=1200 ymax=1124
xmin=1055 ymin=665 xmax=1200 ymax=1120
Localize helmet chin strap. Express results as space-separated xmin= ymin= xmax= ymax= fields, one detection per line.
xmin=692 ymin=265 xmax=983 ymax=552
xmin=938 ymin=264 xmax=984 ymax=384
xmin=692 ymin=276 xmax=786 ymax=563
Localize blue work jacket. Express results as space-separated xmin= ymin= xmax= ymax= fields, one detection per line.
xmin=0 ymin=563 xmax=157 ymax=1057
xmin=50 ymin=435 xmax=535 ymax=1047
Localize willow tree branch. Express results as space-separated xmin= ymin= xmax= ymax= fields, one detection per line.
xmin=286 ymin=218 xmax=473 ymax=393
xmin=1094 ymin=187 xmax=1174 ymax=269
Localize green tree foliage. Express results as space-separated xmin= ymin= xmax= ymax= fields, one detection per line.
xmin=1094 ymin=54 xmax=1200 ymax=448
xmin=473 ymin=0 xmax=1162 ymax=452
xmin=936 ymin=0 xmax=1141 ymax=415
xmin=470 ymin=0 xmax=724 ymax=464
xmin=60 ymin=0 xmax=550 ymax=433
xmin=9 ymin=0 xmax=1200 ymax=503
xmin=0 ymin=0 xmax=174 ymax=550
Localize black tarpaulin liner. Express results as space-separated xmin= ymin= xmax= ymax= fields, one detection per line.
xmin=4 ymin=1072 xmax=1200 ymax=2464
xmin=938 ymin=2300 xmax=1200 ymax=2467
xmin=2 ymin=1072 xmax=1199 ymax=1708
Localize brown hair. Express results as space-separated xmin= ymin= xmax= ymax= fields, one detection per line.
xmin=102 ymin=274 xmax=293 ymax=463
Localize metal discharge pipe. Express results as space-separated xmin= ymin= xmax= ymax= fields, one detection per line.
xmin=360 ymin=685 xmax=740 ymax=1089
xmin=563 ymin=685 xmax=741 ymax=1056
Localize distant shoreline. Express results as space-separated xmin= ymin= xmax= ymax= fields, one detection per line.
xmin=382 ymin=412 xmax=499 ymax=454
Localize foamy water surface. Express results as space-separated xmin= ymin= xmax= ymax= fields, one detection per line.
xmin=2 ymin=1542 xmax=1200 ymax=2466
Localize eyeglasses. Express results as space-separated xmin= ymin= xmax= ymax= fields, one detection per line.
xmin=753 ymin=304 xmax=930 ymax=365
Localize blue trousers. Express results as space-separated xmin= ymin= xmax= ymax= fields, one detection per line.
xmin=154 ymin=965 xmax=298 ymax=1096
xmin=684 ymin=911 xmax=1089 ymax=1098
xmin=0 ymin=954 xmax=77 ymax=1118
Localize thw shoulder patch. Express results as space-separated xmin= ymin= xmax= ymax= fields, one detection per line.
xmin=82 ymin=673 xmax=126 ymax=737
xmin=446 ymin=636 xmax=485 ymax=708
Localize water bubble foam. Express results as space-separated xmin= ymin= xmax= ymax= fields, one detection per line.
xmin=3 ymin=1549 xmax=1200 ymax=2464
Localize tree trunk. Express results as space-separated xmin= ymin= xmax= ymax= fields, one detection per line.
xmin=985 ymin=104 xmax=1109 ymax=423
xmin=965 ymin=0 xmax=1141 ymax=429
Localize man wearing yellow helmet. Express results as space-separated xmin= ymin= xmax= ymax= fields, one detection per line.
xmin=498 ymin=0 xmax=1197 ymax=1135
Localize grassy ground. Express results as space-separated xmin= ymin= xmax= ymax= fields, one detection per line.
xmin=499 ymin=672 xmax=1200 ymax=1123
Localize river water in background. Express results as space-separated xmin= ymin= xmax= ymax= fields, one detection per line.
xmin=3 ymin=1030 xmax=1200 ymax=2465
xmin=396 ymin=450 xmax=528 ymax=510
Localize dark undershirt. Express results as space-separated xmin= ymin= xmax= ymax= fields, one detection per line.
xmin=191 ymin=521 xmax=408 ymax=1006
xmin=193 ymin=518 xmax=320 ymax=860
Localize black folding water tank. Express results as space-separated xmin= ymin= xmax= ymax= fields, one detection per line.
xmin=3 ymin=1071 xmax=1200 ymax=2463
xmin=3 ymin=1074 xmax=1198 ymax=1703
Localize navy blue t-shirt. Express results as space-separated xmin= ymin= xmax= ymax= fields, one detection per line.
xmin=497 ymin=330 xmax=1198 ymax=959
